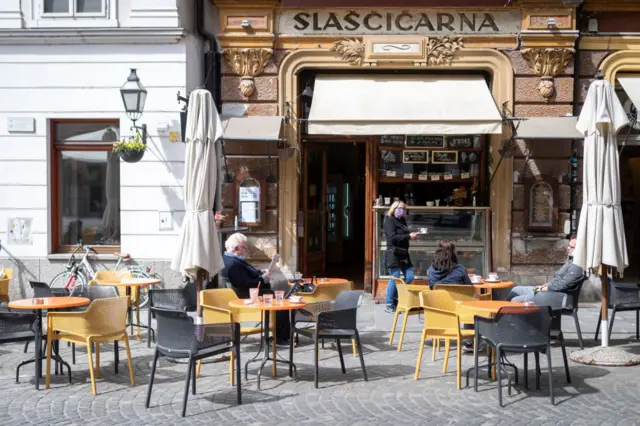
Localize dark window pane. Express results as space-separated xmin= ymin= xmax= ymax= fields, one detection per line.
xmin=44 ymin=0 xmax=70 ymax=13
xmin=59 ymin=151 xmax=120 ymax=246
xmin=55 ymin=122 xmax=119 ymax=144
xmin=76 ymin=0 xmax=102 ymax=13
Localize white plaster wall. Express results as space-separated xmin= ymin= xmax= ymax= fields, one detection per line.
xmin=0 ymin=42 xmax=191 ymax=260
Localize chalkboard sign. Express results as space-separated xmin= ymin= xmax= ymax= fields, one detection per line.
xmin=432 ymin=150 xmax=459 ymax=164
xmin=380 ymin=135 xmax=405 ymax=146
xmin=447 ymin=135 xmax=474 ymax=148
xmin=380 ymin=150 xmax=402 ymax=169
xmin=402 ymin=150 xmax=429 ymax=164
xmin=406 ymin=135 xmax=444 ymax=148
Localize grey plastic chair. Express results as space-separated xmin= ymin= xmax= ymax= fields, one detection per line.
xmin=0 ymin=309 xmax=37 ymax=383
xmin=474 ymin=306 xmax=554 ymax=407
xmin=289 ymin=290 xmax=367 ymax=388
xmin=145 ymin=308 xmax=241 ymax=417
xmin=147 ymin=285 xmax=198 ymax=348
xmin=595 ymin=278 xmax=640 ymax=342
xmin=562 ymin=279 xmax=585 ymax=349
xmin=532 ymin=291 xmax=571 ymax=385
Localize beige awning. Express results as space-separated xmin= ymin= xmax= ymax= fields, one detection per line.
xmin=221 ymin=116 xmax=284 ymax=141
xmin=307 ymin=74 xmax=503 ymax=135
xmin=514 ymin=117 xmax=583 ymax=139
xmin=618 ymin=75 xmax=640 ymax=111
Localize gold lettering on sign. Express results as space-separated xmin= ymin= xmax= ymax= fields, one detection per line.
xmin=224 ymin=48 xmax=273 ymax=98
xmin=521 ymin=48 xmax=574 ymax=102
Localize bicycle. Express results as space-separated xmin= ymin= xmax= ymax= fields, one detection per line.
xmin=49 ymin=242 xmax=163 ymax=308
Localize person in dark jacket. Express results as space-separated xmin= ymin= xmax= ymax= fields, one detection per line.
xmin=384 ymin=201 xmax=418 ymax=313
xmin=509 ymin=236 xmax=585 ymax=302
xmin=427 ymin=240 xmax=472 ymax=289
xmin=221 ymin=233 xmax=290 ymax=344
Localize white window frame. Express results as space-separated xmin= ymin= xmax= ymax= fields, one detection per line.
xmin=32 ymin=0 xmax=117 ymax=28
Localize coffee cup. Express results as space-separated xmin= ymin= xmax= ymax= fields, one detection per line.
xmin=426 ymin=201 xmax=434 ymax=207
xmin=471 ymin=275 xmax=482 ymax=283
xmin=488 ymin=273 xmax=499 ymax=281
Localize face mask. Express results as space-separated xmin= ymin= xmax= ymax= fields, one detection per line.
xmin=394 ymin=208 xmax=405 ymax=218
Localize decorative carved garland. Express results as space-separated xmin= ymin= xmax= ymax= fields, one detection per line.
xmin=224 ymin=48 xmax=273 ymax=97
xmin=331 ymin=36 xmax=464 ymax=66
xmin=426 ymin=36 xmax=464 ymax=66
xmin=521 ymin=48 xmax=574 ymax=102
xmin=330 ymin=39 xmax=365 ymax=66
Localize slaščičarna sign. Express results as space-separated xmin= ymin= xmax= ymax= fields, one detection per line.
xmin=279 ymin=10 xmax=522 ymax=35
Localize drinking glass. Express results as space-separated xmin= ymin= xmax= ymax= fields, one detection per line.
xmin=275 ymin=290 xmax=284 ymax=304
xmin=249 ymin=288 xmax=259 ymax=303
xmin=263 ymin=293 xmax=273 ymax=306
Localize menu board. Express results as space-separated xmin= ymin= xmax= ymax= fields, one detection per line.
xmin=402 ymin=150 xmax=429 ymax=164
xmin=380 ymin=150 xmax=402 ymax=168
xmin=447 ymin=135 xmax=474 ymax=148
xmin=432 ymin=151 xmax=459 ymax=164
xmin=406 ymin=135 xmax=445 ymax=148
xmin=380 ymin=135 xmax=405 ymax=146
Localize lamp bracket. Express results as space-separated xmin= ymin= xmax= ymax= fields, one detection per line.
xmin=131 ymin=122 xmax=148 ymax=145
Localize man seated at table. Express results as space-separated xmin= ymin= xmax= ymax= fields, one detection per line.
xmin=222 ymin=232 xmax=290 ymax=345
xmin=508 ymin=235 xmax=585 ymax=302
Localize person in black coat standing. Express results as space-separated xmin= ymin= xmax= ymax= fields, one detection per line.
xmin=384 ymin=201 xmax=418 ymax=313
xmin=221 ymin=233 xmax=290 ymax=344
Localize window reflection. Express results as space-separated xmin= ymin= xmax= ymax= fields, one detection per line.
xmin=59 ymin=150 xmax=120 ymax=246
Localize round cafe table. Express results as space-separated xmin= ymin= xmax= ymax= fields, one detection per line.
xmin=9 ymin=297 xmax=90 ymax=390
xmin=229 ymin=298 xmax=307 ymax=390
xmin=472 ymin=281 xmax=515 ymax=300
xmin=116 ymin=278 xmax=160 ymax=342
xmin=288 ymin=278 xmax=350 ymax=286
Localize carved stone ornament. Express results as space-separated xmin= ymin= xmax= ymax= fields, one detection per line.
xmin=331 ymin=36 xmax=463 ymax=67
xmin=425 ymin=36 xmax=464 ymax=66
xmin=224 ymin=48 xmax=273 ymax=97
xmin=521 ymin=48 xmax=574 ymax=102
xmin=330 ymin=39 xmax=365 ymax=66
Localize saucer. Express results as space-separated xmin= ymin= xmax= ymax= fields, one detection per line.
xmin=484 ymin=279 xmax=501 ymax=283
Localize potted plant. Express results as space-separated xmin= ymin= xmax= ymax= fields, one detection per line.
xmin=113 ymin=132 xmax=146 ymax=163
xmin=214 ymin=211 xmax=227 ymax=228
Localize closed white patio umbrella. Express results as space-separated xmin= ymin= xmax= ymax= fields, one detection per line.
xmin=574 ymin=77 xmax=629 ymax=348
xmin=171 ymin=89 xmax=224 ymax=314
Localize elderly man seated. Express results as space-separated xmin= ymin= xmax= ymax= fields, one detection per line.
xmin=222 ymin=232 xmax=290 ymax=345
xmin=508 ymin=235 xmax=585 ymax=302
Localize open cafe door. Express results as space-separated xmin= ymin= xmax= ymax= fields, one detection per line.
xmin=302 ymin=145 xmax=327 ymax=276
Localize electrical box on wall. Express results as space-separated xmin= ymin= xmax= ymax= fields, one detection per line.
xmin=159 ymin=211 xmax=173 ymax=231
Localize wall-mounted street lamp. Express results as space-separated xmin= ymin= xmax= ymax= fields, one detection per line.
xmin=120 ymin=68 xmax=148 ymax=144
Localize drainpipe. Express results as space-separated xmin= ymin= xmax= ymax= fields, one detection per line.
xmin=570 ymin=3 xmax=584 ymax=236
xmin=196 ymin=0 xmax=222 ymax=112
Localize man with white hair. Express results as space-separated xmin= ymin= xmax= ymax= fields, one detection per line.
xmin=221 ymin=233 xmax=289 ymax=345
xmin=222 ymin=233 xmax=271 ymax=297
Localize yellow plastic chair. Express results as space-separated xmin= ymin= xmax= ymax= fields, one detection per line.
xmin=0 ymin=268 xmax=13 ymax=303
xmin=433 ymin=284 xmax=490 ymax=301
xmin=388 ymin=279 xmax=430 ymax=351
xmin=295 ymin=281 xmax=354 ymax=303
xmin=415 ymin=290 xmax=475 ymax=389
xmin=198 ymin=288 xmax=276 ymax=384
xmin=45 ymin=296 xmax=134 ymax=395
xmin=92 ymin=271 xmax=142 ymax=340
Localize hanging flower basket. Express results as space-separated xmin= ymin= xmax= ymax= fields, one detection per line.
xmin=112 ymin=133 xmax=146 ymax=164
xmin=119 ymin=149 xmax=145 ymax=163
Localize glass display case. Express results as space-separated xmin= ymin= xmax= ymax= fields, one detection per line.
xmin=373 ymin=206 xmax=491 ymax=279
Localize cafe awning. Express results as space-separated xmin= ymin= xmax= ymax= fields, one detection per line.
xmin=618 ymin=75 xmax=640 ymax=112
xmin=514 ymin=116 xmax=584 ymax=139
xmin=221 ymin=116 xmax=284 ymax=141
xmin=307 ymin=74 xmax=503 ymax=135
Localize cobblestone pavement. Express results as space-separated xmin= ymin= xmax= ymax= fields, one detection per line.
xmin=2 ymin=298 xmax=640 ymax=425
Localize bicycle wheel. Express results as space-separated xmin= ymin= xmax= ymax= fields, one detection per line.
xmin=49 ymin=270 xmax=87 ymax=294
xmin=131 ymin=270 xmax=163 ymax=308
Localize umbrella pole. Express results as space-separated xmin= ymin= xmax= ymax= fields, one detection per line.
xmin=601 ymin=266 xmax=609 ymax=347
xmin=196 ymin=268 xmax=208 ymax=320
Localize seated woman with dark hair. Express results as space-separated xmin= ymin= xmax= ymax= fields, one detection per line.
xmin=427 ymin=241 xmax=472 ymax=289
